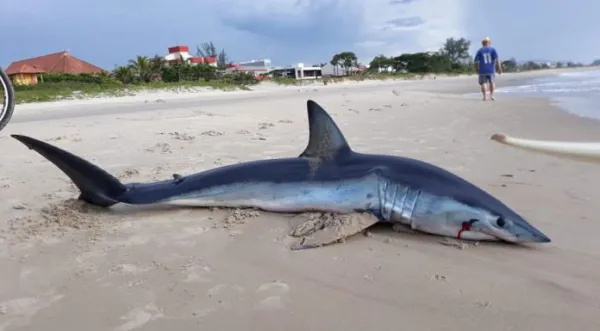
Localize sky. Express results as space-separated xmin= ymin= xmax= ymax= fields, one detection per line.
xmin=0 ymin=0 xmax=597 ymax=69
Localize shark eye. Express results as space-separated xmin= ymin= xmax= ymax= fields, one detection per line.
xmin=496 ymin=217 xmax=506 ymax=227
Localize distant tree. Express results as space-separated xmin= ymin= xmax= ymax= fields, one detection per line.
xmin=197 ymin=42 xmax=217 ymax=57
xmin=556 ymin=61 xmax=565 ymax=68
xmin=336 ymin=51 xmax=358 ymax=75
xmin=368 ymin=55 xmax=394 ymax=72
xmin=197 ymin=41 xmax=229 ymax=69
xmin=113 ymin=66 xmax=135 ymax=84
xmin=330 ymin=53 xmax=341 ymax=75
xmin=127 ymin=56 xmax=153 ymax=83
xmin=520 ymin=61 xmax=541 ymax=71
xmin=501 ymin=58 xmax=518 ymax=72
xmin=217 ymin=49 xmax=230 ymax=69
xmin=149 ymin=55 xmax=167 ymax=81
xmin=440 ymin=37 xmax=471 ymax=69
xmin=592 ymin=59 xmax=600 ymax=66
xmin=391 ymin=52 xmax=449 ymax=73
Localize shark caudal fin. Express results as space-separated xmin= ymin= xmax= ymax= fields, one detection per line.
xmin=12 ymin=135 xmax=127 ymax=207
xmin=299 ymin=100 xmax=352 ymax=161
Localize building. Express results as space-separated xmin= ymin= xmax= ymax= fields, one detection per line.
xmin=164 ymin=45 xmax=217 ymax=67
xmin=321 ymin=63 xmax=366 ymax=77
xmin=224 ymin=59 xmax=273 ymax=77
xmin=5 ymin=64 xmax=45 ymax=85
xmin=5 ymin=51 xmax=104 ymax=86
xmin=293 ymin=63 xmax=322 ymax=80
xmin=370 ymin=64 xmax=395 ymax=74
xmin=238 ymin=59 xmax=272 ymax=70
xmin=271 ymin=63 xmax=322 ymax=80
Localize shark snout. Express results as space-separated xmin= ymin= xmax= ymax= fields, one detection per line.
xmin=512 ymin=221 xmax=552 ymax=243
xmin=479 ymin=216 xmax=551 ymax=244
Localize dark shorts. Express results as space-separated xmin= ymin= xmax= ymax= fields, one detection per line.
xmin=478 ymin=74 xmax=495 ymax=85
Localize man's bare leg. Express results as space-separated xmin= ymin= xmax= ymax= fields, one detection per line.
xmin=480 ymin=83 xmax=487 ymax=101
xmin=488 ymin=75 xmax=496 ymax=100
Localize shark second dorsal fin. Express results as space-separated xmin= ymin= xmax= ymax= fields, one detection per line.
xmin=299 ymin=100 xmax=352 ymax=161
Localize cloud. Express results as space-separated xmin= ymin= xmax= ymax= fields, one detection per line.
xmin=215 ymin=0 xmax=468 ymax=64
xmin=389 ymin=0 xmax=418 ymax=4
xmin=1 ymin=0 xmax=470 ymax=68
xmin=386 ymin=16 xmax=425 ymax=28
xmin=352 ymin=0 xmax=468 ymax=62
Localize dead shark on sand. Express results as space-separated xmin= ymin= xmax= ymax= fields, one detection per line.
xmin=11 ymin=100 xmax=551 ymax=249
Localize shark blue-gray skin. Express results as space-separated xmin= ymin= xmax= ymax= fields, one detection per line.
xmin=11 ymin=100 xmax=551 ymax=248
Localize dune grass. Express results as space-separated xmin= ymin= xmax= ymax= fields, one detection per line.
xmin=14 ymin=80 xmax=252 ymax=104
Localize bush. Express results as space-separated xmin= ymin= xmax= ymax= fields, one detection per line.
xmin=219 ymin=72 xmax=258 ymax=85
xmin=160 ymin=64 xmax=218 ymax=83
xmin=39 ymin=72 xmax=119 ymax=85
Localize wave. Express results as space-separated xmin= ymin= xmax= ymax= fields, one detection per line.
xmin=494 ymin=69 xmax=600 ymax=121
xmin=558 ymin=69 xmax=600 ymax=78
xmin=498 ymin=69 xmax=600 ymax=94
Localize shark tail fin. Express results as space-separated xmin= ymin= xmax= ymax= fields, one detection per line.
xmin=12 ymin=134 xmax=127 ymax=207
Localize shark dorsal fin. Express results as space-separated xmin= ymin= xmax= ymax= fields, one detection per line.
xmin=299 ymin=100 xmax=352 ymax=160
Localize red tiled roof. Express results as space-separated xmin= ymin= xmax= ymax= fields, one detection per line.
xmin=168 ymin=45 xmax=189 ymax=54
xmin=6 ymin=63 xmax=46 ymax=74
xmin=5 ymin=51 xmax=104 ymax=76
xmin=204 ymin=56 xmax=217 ymax=63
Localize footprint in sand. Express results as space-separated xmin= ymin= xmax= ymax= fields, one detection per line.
xmin=182 ymin=264 xmax=212 ymax=283
xmin=254 ymin=281 xmax=290 ymax=311
xmin=0 ymin=290 xmax=64 ymax=330
xmin=113 ymin=304 xmax=164 ymax=331
xmin=200 ymin=130 xmax=224 ymax=137
xmin=258 ymin=122 xmax=274 ymax=130
xmin=146 ymin=143 xmax=172 ymax=154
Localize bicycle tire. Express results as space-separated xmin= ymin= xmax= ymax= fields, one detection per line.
xmin=0 ymin=67 xmax=16 ymax=132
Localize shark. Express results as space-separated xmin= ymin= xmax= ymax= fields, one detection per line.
xmin=11 ymin=100 xmax=551 ymax=249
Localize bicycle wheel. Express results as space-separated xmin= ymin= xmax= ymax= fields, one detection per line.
xmin=0 ymin=67 xmax=16 ymax=132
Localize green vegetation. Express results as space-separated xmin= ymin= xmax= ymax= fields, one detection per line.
xmin=14 ymin=41 xmax=256 ymax=104
xmin=367 ymin=38 xmax=474 ymax=74
xmin=12 ymin=36 xmax=592 ymax=104
xmin=196 ymin=41 xmax=230 ymax=69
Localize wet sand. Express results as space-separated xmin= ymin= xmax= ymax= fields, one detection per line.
xmin=1 ymin=74 xmax=599 ymax=331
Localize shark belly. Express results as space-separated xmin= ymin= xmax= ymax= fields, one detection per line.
xmin=162 ymin=175 xmax=382 ymax=215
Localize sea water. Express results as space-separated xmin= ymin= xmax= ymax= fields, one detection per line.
xmin=495 ymin=69 xmax=600 ymax=120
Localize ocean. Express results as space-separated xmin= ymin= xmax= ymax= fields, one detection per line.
xmin=494 ymin=69 xmax=600 ymax=120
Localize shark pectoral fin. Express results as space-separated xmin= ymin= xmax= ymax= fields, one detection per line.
xmin=289 ymin=212 xmax=379 ymax=250
xmin=298 ymin=100 xmax=353 ymax=161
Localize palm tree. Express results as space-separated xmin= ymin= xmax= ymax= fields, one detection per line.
xmin=330 ymin=54 xmax=341 ymax=76
xmin=149 ymin=55 xmax=167 ymax=81
xmin=113 ymin=66 xmax=135 ymax=84
xmin=127 ymin=56 xmax=152 ymax=83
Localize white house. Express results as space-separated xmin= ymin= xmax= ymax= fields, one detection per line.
xmin=164 ymin=45 xmax=217 ymax=67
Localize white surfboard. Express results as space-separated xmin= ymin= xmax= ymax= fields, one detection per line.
xmin=491 ymin=133 xmax=600 ymax=164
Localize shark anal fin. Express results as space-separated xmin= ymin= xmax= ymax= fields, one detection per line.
xmin=172 ymin=173 xmax=184 ymax=184
xmin=299 ymin=100 xmax=352 ymax=161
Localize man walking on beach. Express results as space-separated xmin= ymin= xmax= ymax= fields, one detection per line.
xmin=474 ymin=36 xmax=502 ymax=101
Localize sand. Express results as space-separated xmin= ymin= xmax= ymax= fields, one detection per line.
xmin=1 ymin=73 xmax=600 ymax=331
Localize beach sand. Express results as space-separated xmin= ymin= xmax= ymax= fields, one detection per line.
xmin=1 ymin=74 xmax=599 ymax=330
